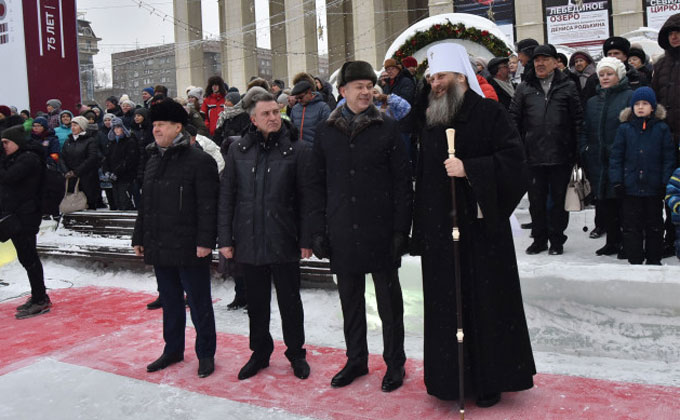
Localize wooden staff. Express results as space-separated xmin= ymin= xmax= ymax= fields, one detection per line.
xmin=446 ymin=128 xmax=465 ymax=420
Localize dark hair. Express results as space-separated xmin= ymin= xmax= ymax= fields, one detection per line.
xmin=247 ymin=92 xmax=276 ymax=115
xmin=556 ymin=53 xmax=568 ymax=67
xmin=20 ymin=110 xmax=31 ymax=119
xmin=205 ymin=76 xmax=227 ymax=97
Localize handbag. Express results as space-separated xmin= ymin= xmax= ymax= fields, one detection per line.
xmin=564 ymin=165 xmax=591 ymax=212
xmin=0 ymin=213 xmax=22 ymax=243
xmin=59 ymin=178 xmax=88 ymax=214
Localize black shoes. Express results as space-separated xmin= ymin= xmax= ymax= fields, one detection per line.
xmin=146 ymin=297 xmax=162 ymax=310
xmin=15 ymin=296 xmax=52 ymax=320
xmin=589 ymin=226 xmax=605 ymax=239
xmin=548 ymin=244 xmax=563 ymax=255
xmin=596 ymin=243 xmax=620 ymax=256
xmin=291 ymin=358 xmax=310 ymax=379
xmin=476 ymin=392 xmax=501 ymax=408
xmin=525 ymin=242 xmax=548 ymax=255
xmin=331 ymin=362 xmax=369 ymax=388
xmin=227 ymin=297 xmax=247 ymax=311
xmin=147 ymin=353 xmax=184 ymax=372
xmin=198 ymin=357 xmax=215 ymax=378
xmin=238 ymin=355 xmax=269 ymax=380
xmin=381 ymin=366 xmax=405 ymax=392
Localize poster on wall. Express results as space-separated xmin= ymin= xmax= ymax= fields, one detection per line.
xmin=545 ymin=0 xmax=610 ymax=59
xmin=645 ymin=0 xmax=680 ymax=31
xmin=0 ymin=0 xmax=31 ymax=110
xmin=455 ymin=0 xmax=515 ymax=45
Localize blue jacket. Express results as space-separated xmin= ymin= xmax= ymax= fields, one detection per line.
xmin=53 ymin=110 xmax=73 ymax=148
xmin=609 ymin=105 xmax=676 ymax=197
xmin=666 ymin=167 xmax=680 ymax=224
xmin=336 ymin=93 xmax=412 ymax=121
xmin=290 ymin=93 xmax=331 ymax=144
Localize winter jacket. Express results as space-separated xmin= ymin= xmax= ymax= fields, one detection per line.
xmin=665 ymin=167 xmax=680 ymax=224
xmin=487 ymin=77 xmax=513 ymax=109
xmin=578 ymin=78 xmax=633 ymax=199
xmin=61 ymin=132 xmax=100 ymax=179
xmin=218 ymin=121 xmax=313 ymax=265
xmin=131 ymin=117 xmax=155 ymax=184
xmin=132 ymin=132 xmax=219 ymax=267
xmin=195 ymin=134 xmax=225 ymax=173
xmin=103 ymin=134 xmax=139 ymax=184
xmin=315 ymin=77 xmax=337 ymax=110
xmin=121 ymin=109 xmax=135 ymax=130
xmin=0 ymin=142 xmax=44 ymax=235
xmin=383 ymin=68 xmax=416 ymax=104
xmin=336 ymin=93 xmax=412 ymax=121
xmin=53 ymin=110 xmax=73 ymax=147
xmin=215 ymin=104 xmax=250 ymax=143
xmin=477 ymin=74 xmax=498 ymax=101
xmin=609 ymin=105 xmax=675 ymax=197
xmin=509 ymin=69 xmax=583 ymax=166
xmin=188 ymin=109 xmax=210 ymax=138
xmin=309 ymin=104 xmax=413 ymax=274
xmin=30 ymin=129 xmax=60 ymax=165
xmin=652 ymin=13 xmax=680 ymax=152
xmin=201 ymin=93 xmax=226 ymax=136
xmin=290 ymin=93 xmax=331 ymax=144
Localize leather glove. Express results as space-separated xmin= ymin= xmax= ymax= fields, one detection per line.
xmin=613 ymin=184 xmax=625 ymax=199
xmin=390 ymin=232 xmax=409 ymax=264
xmin=311 ymin=235 xmax=331 ymax=260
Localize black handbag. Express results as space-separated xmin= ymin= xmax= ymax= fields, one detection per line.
xmin=0 ymin=213 xmax=22 ymax=243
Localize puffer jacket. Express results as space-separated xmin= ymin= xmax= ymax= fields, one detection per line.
xmin=609 ymin=105 xmax=675 ymax=197
xmin=290 ymin=93 xmax=331 ymax=144
xmin=665 ymin=167 xmax=680 ymax=224
xmin=652 ymin=13 xmax=680 ymax=152
xmin=509 ymin=69 xmax=583 ymax=166
xmin=383 ymin=68 xmax=416 ymax=104
xmin=218 ymin=120 xmax=313 ymax=265
xmin=132 ymin=132 xmax=219 ymax=266
xmin=578 ymin=78 xmax=633 ymax=199
xmin=53 ymin=110 xmax=73 ymax=147
xmin=0 ymin=142 xmax=44 ymax=235
xmin=201 ymin=93 xmax=225 ymax=136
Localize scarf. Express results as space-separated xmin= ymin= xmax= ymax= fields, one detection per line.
xmin=494 ymin=78 xmax=515 ymax=97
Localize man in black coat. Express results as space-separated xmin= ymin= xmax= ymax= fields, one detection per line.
xmin=413 ymin=42 xmax=535 ymax=408
xmin=510 ymin=44 xmax=584 ymax=255
xmin=486 ymin=56 xmax=514 ymax=110
xmin=309 ymin=61 xmax=413 ymax=392
xmin=132 ymin=98 xmax=218 ymax=378
xmin=218 ymin=91 xmax=313 ymax=381
xmin=1 ymin=125 xmax=51 ymax=319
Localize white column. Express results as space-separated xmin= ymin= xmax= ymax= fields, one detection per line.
xmin=514 ymin=0 xmax=545 ymax=44
xmin=611 ymin=0 xmax=644 ymax=35
xmin=219 ymin=0 xmax=258 ymax=91
xmin=285 ymin=0 xmax=319 ymax=85
xmin=173 ymin=0 xmax=204 ymax=93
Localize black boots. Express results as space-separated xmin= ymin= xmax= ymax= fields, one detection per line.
xmin=146 ymin=353 xmax=184 ymax=372
xmin=198 ymin=357 xmax=215 ymax=378
xmin=146 ymin=296 xmax=162 ymax=310
xmin=330 ymin=361 xmax=369 ymax=388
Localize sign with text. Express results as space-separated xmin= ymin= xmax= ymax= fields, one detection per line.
xmin=455 ymin=0 xmax=516 ymax=45
xmin=545 ymin=0 xmax=610 ymax=59
xmin=645 ymin=0 xmax=680 ymax=31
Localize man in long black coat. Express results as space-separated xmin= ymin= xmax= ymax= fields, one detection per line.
xmin=412 ymin=43 xmax=535 ymax=407
xmin=309 ymin=61 xmax=413 ymax=393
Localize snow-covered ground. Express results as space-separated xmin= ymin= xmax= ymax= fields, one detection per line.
xmin=1 ymin=205 xmax=679 ymax=418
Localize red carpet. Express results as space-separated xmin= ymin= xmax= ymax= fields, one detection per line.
xmin=1 ymin=286 xmax=679 ymax=419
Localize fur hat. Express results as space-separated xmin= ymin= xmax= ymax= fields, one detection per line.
xmin=630 ymin=86 xmax=657 ymax=111
xmin=401 ymin=56 xmax=417 ymax=68
xmin=46 ymin=99 xmax=62 ymax=109
xmin=627 ymin=47 xmax=646 ymax=63
xmin=149 ymin=98 xmax=188 ymax=125
xmin=338 ymin=61 xmax=377 ymax=87
xmin=383 ymin=58 xmax=400 ymax=70
xmin=603 ymin=36 xmax=630 ymax=56
xmin=1 ymin=125 xmax=28 ymax=148
xmin=247 ymin=78 xmax=270 ymax=92
xmin=0 ymin=105 xmax=11 ymax=117
xmin=242 ymin=86 xmax=269 ymax=111
xmin=71 ymin=116 xmax=89 ymax=132
xmin=226 ymin=92 xmax=241 ymax=106
xmin=596 ymin=57 xmax=626 ymax=81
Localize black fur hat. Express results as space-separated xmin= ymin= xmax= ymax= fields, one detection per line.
xmin=338 ymin=61 xmax=377 ymax=87
xmin=149 ymin=98 xmax=188 ymax=125
xmin=603 ymin=36 xmax=630 ymax=56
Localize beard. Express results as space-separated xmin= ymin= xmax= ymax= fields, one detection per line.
xmin=425 ymin=81 xmax=466 ymax=127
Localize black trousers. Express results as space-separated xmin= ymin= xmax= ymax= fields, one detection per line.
xmin=621 ymin=196 xmax=664 ymax=264
xmin=111 ymin=181 xmax=133 ymax=210
xmin=602 ymin=198 xmax=622 ymax=246
xmin=242 ymin=262 xmax=305 ymax=362
xmin=594 ymin=199 xmax=605 ymax=230
xmin=154 ymin=265 xmax=216 ymax=359
xmin=528 ymin=164 xmax=572 ymax=246
xmin=11 ymin=234 xmax=46 ymax=301
xmin=336 ymin=268 xmax=406 ymax=368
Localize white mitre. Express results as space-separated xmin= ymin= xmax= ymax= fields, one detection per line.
xmin=427 ymin=43 xmax=485 ymax=97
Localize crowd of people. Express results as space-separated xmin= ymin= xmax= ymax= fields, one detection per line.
xmin=1 ymin=12 xmax=679 ymax=409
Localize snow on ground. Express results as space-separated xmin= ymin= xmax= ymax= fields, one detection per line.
xmin=1 ymin=205 xmax=679 ymax=394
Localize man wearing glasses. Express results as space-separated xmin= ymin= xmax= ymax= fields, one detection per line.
xmin=290 ymin=80 xmax=331 ymax=144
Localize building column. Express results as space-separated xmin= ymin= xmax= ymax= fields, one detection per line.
xmin=611 ymin=0 xmax=644 ymax=35
xmin=514 ymin=0 xmax=544 ymax=44
xmin=173 ymin=0 xmax=205 ymax=94
xmin=408 ymin=0 xmax=428 ymax=25
xmin=326 ymin=0 xmax=354 ymax=74
xmin=285 ymin=0 xmax=319 ymax=86
xmin=219 ymin=0 xmax=258 ymax=91
xmin=428 ymin=0 xmax=453 ymax=16
xmin=383 ymin=0 xmax=409 ymax=62
xmin=269 ymin=0 xmax=288 ymax=84
xmin=351 ymin=0 xmax=387 ymax=68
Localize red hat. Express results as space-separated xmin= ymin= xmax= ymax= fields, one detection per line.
xmin=0 ymin=105 xmax=11 ymax=117
xmin=402 ymin=56 xmax=418 ymax=68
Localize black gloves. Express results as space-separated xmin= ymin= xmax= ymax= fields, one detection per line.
xmin=613 ymin=184 xmax=625 ymax=199
xmin=311 ymin=235 xmax=331 ymax=260
xmin=391 ymin=232 xmax=410 ymax=264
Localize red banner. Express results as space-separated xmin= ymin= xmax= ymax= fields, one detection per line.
xmin=22 ymin=0 xmax=80 ymax=113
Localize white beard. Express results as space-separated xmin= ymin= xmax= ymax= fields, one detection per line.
xmin=425 ymin=82 xmax=466 ymax=127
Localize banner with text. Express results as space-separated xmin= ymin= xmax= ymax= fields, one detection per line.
xmin=455 ymin=0 xmax=516 ymax=45
xmin=645 ymin=0 xmax=680 ymax=31
xmin=545 ymin=0 xmax=610 ymax=59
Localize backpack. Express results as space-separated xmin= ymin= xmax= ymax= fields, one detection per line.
xmin=41 ymin=162 xmax=66 ymax=216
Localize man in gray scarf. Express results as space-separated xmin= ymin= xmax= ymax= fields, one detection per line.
xmin=487 ymin=57 xmax=515 ymax=110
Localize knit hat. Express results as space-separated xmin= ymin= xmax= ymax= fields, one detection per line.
xmin=149 ymin=98 xmax=188 ymax=125
xmin=383 ymin=58 xmax=400 ymax=70
xmin=277 ymin=93 xmax=289 ymax=105
xmin=1 ymin=125 xmax=28 ymax=148
xmin=33 ymin=117 xmax=49 ymax=130
xmin=46 ymin=99 xmax=62 ymax=110
xmin=121 ymin=99 xmax=136 ymax=108
xmin=82 ymin=110 xmax=97 ymax=122
xmin=71 ymin=116 xmax=89 ymax=132
xmin=402 ymin=56 xmax=417 ymax=68
xmin=9 ymin=106 xmax=17 ymax=114
xmin=603 ymin=36 xmax=630 ymax=56
xmin=226 ymin=91 xmax=241 ymax=106
xmin=596 ymin=57 xmax=626 ymax=81
xmin=0 ymin=105 xmax=11 ymax=117
xmin=630 ymin=86 xmax=657 ymax=111
xmin=143 ymin=87 xmax=155 ymax=97
xmin=108 ymin=117 xmax=131 ymax=140
xmin=338 ymin=60 xmax=377 ymax=87
xmin=103 ymin=113 xmax=115 ymax=122
xmin=187 ymin=87 xmax=203 ymax=99
xmin=627 ymin=47 xmax=646 ymax=63
xmin=569 ymin=51 xmax=592 ymax=65
xmin=133 ymin=108 xmax=148 ymax=118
